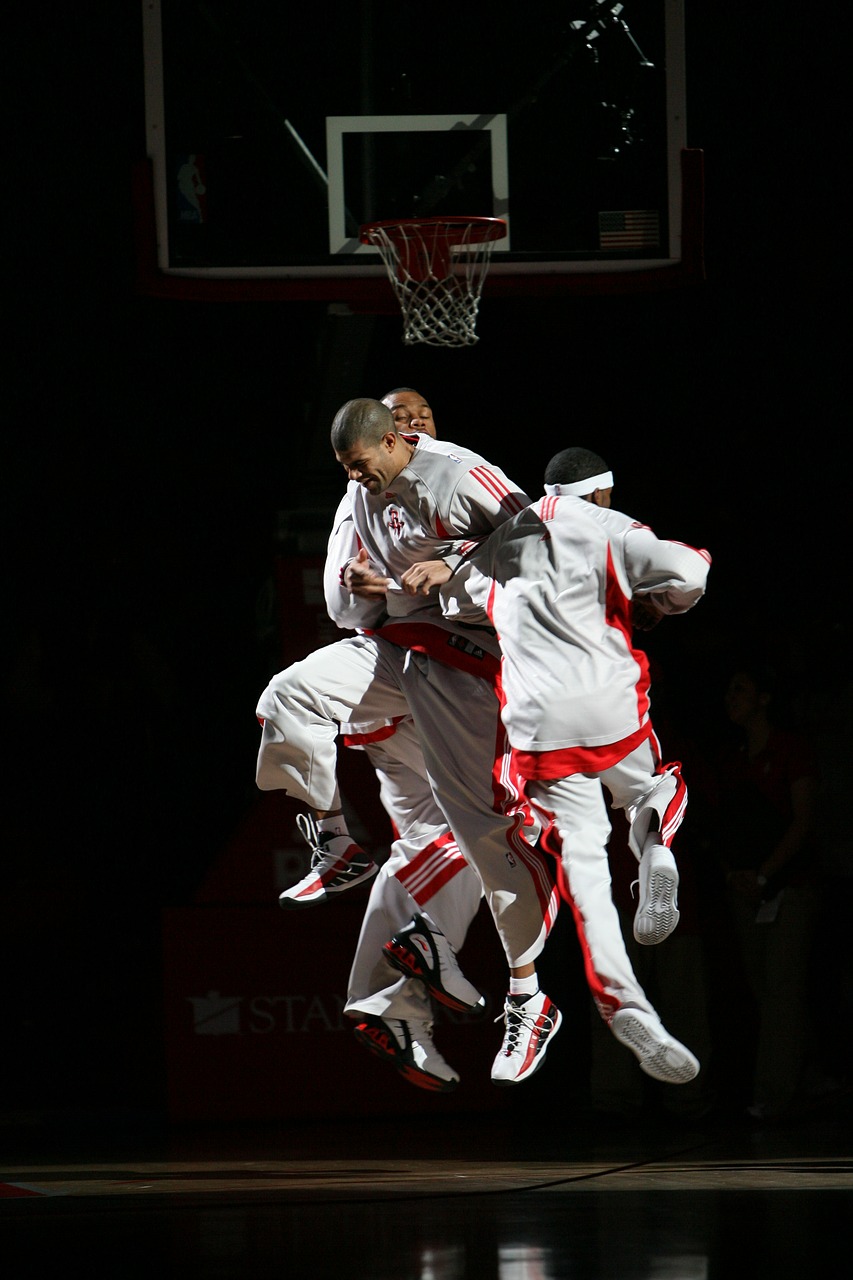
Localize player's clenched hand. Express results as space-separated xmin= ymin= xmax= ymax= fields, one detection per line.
xmin=343 ymin=547 xmax=389 ymax=598
xmin=401 ymin=560 xmax=453 ymax=595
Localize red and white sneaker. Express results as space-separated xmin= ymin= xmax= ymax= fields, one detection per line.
xmin=490 ymin=991 xmax=562 ymax=1086
xmin=383 ymin=914 xmax=486 ymax=1015
xmin=278 ymin=813 xmax=378 ymax=909
xmin=353 ymin=1014 xmax=460 ymax=1092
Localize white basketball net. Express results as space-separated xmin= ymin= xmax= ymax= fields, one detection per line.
xmin=364 ymin=221 xmax=500 ymax=348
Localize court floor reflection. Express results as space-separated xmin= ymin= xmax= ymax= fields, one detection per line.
xmin=3 ymin=1093 xmax=851 ymax=1279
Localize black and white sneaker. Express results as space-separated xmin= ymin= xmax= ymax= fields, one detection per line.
xmin=278 ymin=813 xmax=378 ymax=909
xmin=384 ymin=914 xmax=486 ymax=1015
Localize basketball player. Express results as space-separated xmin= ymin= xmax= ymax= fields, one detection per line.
xmin=401 ymin=447 xmax=711 ymax=1084
xmin=257 ymin=398 xmax=562 ymax=1087
xmin=312 ymin=387 xmax=487 ymax=1093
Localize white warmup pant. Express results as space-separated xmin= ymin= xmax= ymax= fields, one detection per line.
xmin=344 ymin=716 xmax=484 ymax=1023
xmin=528 ymin=773 xmax=656 ymax=1024
xmin=527 ymin=739 xmax=688 ymax=1025
xmin=256 ymin=633 xmax=558 ymax=970
xmin=607 ymin=735 xmax=688 ymax=861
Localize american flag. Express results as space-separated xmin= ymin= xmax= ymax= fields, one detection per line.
xmin=598 ymin=209 xmax=661 ymax=250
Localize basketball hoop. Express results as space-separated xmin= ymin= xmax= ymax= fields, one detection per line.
xmin=360 ymin=216 xmax=507 ymax=348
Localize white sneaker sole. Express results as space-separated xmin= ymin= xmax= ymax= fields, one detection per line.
xmin=610 ymin=1008 xmax=699 ymax=1084
xmin=633 ymin=858 xmax=680 ymax=945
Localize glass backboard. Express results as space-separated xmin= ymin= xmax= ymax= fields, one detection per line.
xmin=138 ymin=1 xmax=700 ymax=300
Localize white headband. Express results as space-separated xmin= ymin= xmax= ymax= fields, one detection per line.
xmin=544 ymin=471 xmax=613 ymax=497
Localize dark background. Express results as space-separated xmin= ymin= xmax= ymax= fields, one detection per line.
xmin=4 ymin=4 xmax=847 ymax=1121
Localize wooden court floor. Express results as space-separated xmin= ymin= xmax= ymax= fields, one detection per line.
xmin=2 ymin=1092 xmax=851 ymax=1279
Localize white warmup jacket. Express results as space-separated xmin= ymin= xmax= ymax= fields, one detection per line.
xmin=441 ymin=492 xmax=711 ymax=777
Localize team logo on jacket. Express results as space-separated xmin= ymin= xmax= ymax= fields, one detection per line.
xmin=387 ymin=507 xmax=404 ymax=535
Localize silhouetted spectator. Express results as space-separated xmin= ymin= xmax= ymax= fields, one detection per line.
xmin=708 ymin=652 xmax=822 ymax=1121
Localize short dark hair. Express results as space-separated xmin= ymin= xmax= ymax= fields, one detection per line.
xmin=544 ymin=446 xmax=609 ymax=488
xmin=330 ymin=398 xmax=394 ymax=451
xmin=381 ymin=386 xmax=422 ymax=399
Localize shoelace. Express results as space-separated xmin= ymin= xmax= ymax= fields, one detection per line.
xmin=296 ymin=812 xmax=332 ymax=867
xmin=495 ymin=999 xmax=554 ymax=1055
xmin=296 ymin=811 xmax=320 ymax=847
xmin=295 ymin=812 xmax=370 ymax=877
